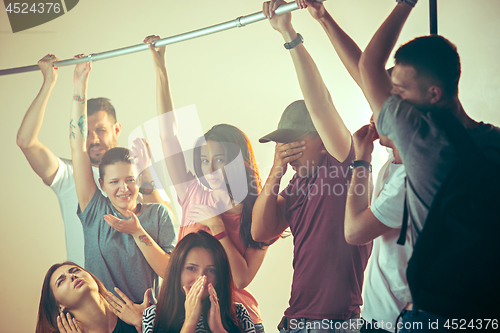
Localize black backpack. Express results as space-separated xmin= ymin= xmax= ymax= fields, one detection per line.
xmin=398 ymin=111 xmax=500 ymax=319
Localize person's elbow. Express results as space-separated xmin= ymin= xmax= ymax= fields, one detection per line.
xmin=251 ymin=223 xmax=268 ymax=243
xmin=345 ymin=231 xmax=365 ymax=245
xmin=16 ymin=132 xmax=33 ymax=151
xmin=251 ymin=205 xmax=270 ymax=242
xmin=344 ymin=226 xmax=359 ymax=245
xmin=344 ymin=216 xmax=365 ymax=245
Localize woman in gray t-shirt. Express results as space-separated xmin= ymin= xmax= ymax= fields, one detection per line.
xmin=70 ymin=58 xmax=176 ymax=303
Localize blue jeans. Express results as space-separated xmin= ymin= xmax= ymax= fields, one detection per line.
xmin=280 ymin=318 xmax=363 ymax=333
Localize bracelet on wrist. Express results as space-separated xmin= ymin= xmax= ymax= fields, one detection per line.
xmin=284 ymin=33 xmax=304 ymax=50
xmin=214 ymin=230 xmax=227 ymax=240
xmin=350 ymin=160 xmax=372 ymax=172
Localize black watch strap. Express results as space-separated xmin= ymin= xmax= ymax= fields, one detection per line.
xmin=139 ymin=181 xmax=156 ymax=195
xmin=284 ymin=33 xmax=304 ymax=50
xmin=350 ymin=160 xmax=372 ymax=172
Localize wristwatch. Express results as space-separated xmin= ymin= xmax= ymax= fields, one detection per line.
xmin=139 ymin=181 xmax=156 ymax=195
xmin=350 ymin=160 xmax=372 ymax=172
xmin=284 ymin=33 xmax=304 ymax=50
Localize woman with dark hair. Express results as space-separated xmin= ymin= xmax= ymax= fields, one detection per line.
xmin=69 ymin=56 xmax=176 ymax=304
xmin=35 ymin=262 xmax=148 ymax=333
xmin=143 ymin=35 xmax=274 ymax=332
xmin=141 ymin=231 xmax=255 ymax=333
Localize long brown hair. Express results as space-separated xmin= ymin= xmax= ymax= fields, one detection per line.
xmin=35 ymin=262 xmax=109 ymax=333
xmin=193 ymin=124 xmax=267 ymax=249
xmin=153 ymin=231 xmax=242 ymax=333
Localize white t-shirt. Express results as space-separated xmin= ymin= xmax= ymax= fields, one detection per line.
xmin=49 ymin=158 xmax=103 ymax=267
xmin=361 ymin=153 xmax=413 ymax=332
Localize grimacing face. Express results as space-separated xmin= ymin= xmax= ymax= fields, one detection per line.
xmin=86 ymin=111 xmax=121 ymax=166
xmin=50 ymin=265 xmax=98 ymax=311
xmin=180 ymin=247 xmax=217 ymax=299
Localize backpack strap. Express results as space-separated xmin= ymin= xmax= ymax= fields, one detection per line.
xmin=397 ymin=176 xmax=408 ymax=246
xmin=431 ymin=110 xmax=480 ymax=158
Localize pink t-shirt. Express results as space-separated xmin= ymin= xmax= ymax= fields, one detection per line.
xmin=178 ymin=180 xmax=262 ymax=324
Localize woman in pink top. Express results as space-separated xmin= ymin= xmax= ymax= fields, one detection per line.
xmin=144 ymin=35 xmax=274 ymax=332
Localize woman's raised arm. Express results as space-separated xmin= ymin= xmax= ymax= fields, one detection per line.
xmin=144 ymin=35 xmax=195 ymax=202
xmin=69 ymin=54 xmax=96 ymax=212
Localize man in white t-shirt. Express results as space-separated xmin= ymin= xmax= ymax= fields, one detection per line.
xmin=17 ymin=54 xmax=168 ymax=267
xmin=345 ymin=121 xmax=412 ymax=333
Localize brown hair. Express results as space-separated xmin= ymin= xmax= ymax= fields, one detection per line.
xmin=193 ymin=124 xmax=267 ymax=249
xmin=153 ymin=231 xmax=242 ymax=333
xmin=98 ymin=147 xmax=133 ymax=181
xmin=35 ymin=262 xmax=109 ymax=333
xmin=88 ymin=97 xmax=117 ymax=122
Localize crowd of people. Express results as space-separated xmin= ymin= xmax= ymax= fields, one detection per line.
xmin=17 ymin=0 xmax=499 ymax=332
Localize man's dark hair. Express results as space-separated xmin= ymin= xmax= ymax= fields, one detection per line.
xmin=395 ymin=35 xmax=461 ymax=98
xmin=88 ymin=97 xmax=117 ymax=121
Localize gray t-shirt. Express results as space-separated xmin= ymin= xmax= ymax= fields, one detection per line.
xmin=378 ymin=95 xmax=500 ymax=239
xmin=78 ymin=189 xmax=176 ymax=303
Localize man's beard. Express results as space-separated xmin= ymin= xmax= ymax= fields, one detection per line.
xmin=88 ymin=144 xmax=107 ymax=165
xmin=89 ymin=154 xmax=102 ymax=165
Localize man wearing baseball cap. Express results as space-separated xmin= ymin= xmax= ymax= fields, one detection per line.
xmin=252 ymin=1 xmax=371 ymax=331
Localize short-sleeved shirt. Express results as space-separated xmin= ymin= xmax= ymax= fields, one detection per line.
xmin=77 ymin=189 xmax=176 ymax=303
xmin=280 ymin=147 xmax=372 ymax=320
xmin=177 ymin=179 xmax=263 ymax=324
xmin=49 ymin=158 xmax=170 ymax=268
xmin=142 ymin=303 xmax=255 ymax=333
xmin=378 ymin=95 xmax=500 ymax=237
xmin=361 ymin=156 xmax=413 ymax=331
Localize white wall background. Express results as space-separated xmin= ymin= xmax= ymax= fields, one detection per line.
xmin=0 ymin=1 xmax=499 ymax=332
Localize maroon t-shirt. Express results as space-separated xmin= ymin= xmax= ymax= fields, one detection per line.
xmin=280 ymin=147 xmax=371 ymax=319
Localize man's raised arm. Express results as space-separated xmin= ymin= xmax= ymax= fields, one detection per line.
xmin=17 ymin=55 xmax=61 ymax=185
xmin=265 ymin=0 xmax=352 ymax=162
xmin=299 ymin=0 xmax=363 ymax=87
xmin=359 ymin=1 xmax=415 ymax=123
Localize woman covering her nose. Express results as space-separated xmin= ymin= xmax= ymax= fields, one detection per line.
xmin=140 ymin=231 xmax=255 ymax=333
